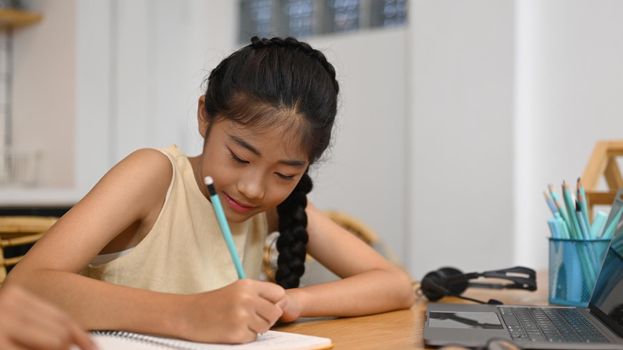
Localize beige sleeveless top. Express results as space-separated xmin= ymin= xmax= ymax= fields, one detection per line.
xmin=83 ymin=145 xmax=269 ymax=294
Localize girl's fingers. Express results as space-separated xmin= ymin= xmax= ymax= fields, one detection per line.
xmin=275 ymin=297 xmax=288 ymax=310
xmin=0 ymin=339 xmax=28 ymax=350
xmin=66 ymin=319 xmax=98 ymax=350
xmin=13 ymin=326 xmax=70 ymax=350
xmin=11 ymin=312 xmax=95 ymax=350
xmin=255 ymin=281 xmax=285 ymax=303
xmin=3 ymin=308 xmax=67 ymax=350
xmin=2 ymin=286 xmax=96 ymax=350
xmin=254 ymin=297 xmax=283 ymax=327
xmin=13 ymin=305 xmax=78 ymax=350
xmin=246 ymin=313 xmax=272 ymax=335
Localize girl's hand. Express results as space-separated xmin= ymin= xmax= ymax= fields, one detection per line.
xmin=277 ymin=289 xmax=304 ymax=323
xmin=0 ymin=284 xmax=97 ymax=350
xmin=179 ymin=279 xmax=285 ymax=344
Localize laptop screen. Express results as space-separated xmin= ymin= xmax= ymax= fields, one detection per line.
xmin=589 ymin=190 xmax=623 ymax=338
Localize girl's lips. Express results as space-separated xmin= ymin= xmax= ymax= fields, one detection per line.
xmin=223 ymin=193 xmax=256 ymax=214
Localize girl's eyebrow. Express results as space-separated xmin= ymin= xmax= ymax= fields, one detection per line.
xmin=228 ymin=134 xmax=307 ymax=168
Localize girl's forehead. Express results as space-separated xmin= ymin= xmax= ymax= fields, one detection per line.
xmin=220 ymin=120 xmax=309 ymax=161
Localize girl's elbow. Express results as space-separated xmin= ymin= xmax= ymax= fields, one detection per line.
xmin=5 ymin=263 xmax=43 ymax=288
xmin=390 ymin=267 xmax=416 ymax=309
xmin=401 ymin=286 xmax=417 ymax=308
xmin=3 ymin=270 xmax=28 ymax=289
xmin=399 ymin=275 xmax=417 ymax=308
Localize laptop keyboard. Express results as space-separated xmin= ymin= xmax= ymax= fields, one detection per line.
xmin=499 ymin=307 xmax=610 ymax=343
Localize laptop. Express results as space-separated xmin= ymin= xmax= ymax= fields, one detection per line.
xmin=424 ymin=190 xmax=623 ymax=349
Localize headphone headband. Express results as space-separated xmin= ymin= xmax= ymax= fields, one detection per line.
xmin=419 ymin=265 xmax=537 ymax=304
xmin=475 ymin=266 xmax=537 ymax=290
xmin=445 ymin=266 xmax=537 ymax=291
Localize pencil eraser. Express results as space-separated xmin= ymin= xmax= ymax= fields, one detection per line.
xmin=204 ymin=176 xmax=214 ymax=186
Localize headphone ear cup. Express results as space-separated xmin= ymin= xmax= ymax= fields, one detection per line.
xmin=437 ymin=267 xmax=469 ymax=296
xmin=420 ymin=270 xmax=448 ymax=301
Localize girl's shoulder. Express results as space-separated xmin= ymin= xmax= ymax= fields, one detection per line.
xmin=116 ymin=148 xmax=173 ymax=182
xmin=49 ymin=148 xmax=175 ymax=254
xmin=98 ymin=148 xmax=174 ymax=206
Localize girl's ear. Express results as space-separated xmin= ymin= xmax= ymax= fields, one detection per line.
xmin=197 ymin=96 xmax=210 ymax=138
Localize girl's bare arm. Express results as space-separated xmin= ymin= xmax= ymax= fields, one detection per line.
xmin=282 ymin=202 xmax=415 ymax=320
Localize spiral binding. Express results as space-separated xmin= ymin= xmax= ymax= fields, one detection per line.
xmin=92 ymin=330 xmax=199 ymax=350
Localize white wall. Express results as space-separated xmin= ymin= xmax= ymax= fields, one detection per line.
xmin=76 ymin=0 xmax=236 ymax=193
xmin=14 ymin=0 xmax=75 ymax=188
xmin=408 ymin=0 xmax=515 ymax=278
xmin=75 ymin=0 xmax=111 ymax=194
xmin=76 ymin=2 xmax=409 ymax=264
xmin=514 ymin=0 xmax=623 ymax=269
xmin=112 ymin=0 xmax=213 ymax=161
xmin=408 ymin=0 xmax=623 ymax=278
xmin=307 ymin=29 xmax=408 ymax=264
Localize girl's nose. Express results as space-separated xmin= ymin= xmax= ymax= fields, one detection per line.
xmin=237 ymin=174 xmax=265 ymax=201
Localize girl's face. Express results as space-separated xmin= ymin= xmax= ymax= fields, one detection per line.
xmin=199 ymin=115 xmax=309 ymax=223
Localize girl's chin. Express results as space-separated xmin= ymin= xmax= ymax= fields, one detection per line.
xmin=224 ymin=209 xmax=257 ymax=223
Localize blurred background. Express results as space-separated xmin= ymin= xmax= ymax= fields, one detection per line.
xmin=1 ymin=0 xmax=623 ymax=280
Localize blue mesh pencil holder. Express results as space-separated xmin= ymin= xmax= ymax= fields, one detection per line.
xmin=548 ymin=238 xmax=610 ymax=307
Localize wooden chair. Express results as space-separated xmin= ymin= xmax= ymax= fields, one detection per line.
xmin=324 ymin=210 xmax=380 ymax=246
xmin=582 ymin=140 xmax=623 ymax=217
xmin=0 ymin=216 xmax=57 ymax=284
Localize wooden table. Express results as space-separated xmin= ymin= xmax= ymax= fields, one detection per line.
xmin=276 ymin=273 xmax=548 ymax=349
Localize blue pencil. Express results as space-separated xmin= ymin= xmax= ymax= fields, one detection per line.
xmin=603 ymin=206 xmax=623 ymax=240
xmin=575 ymin=202 xmax=590 ymax=240
xmin=562 ymin=181 xmax=582 ymax=239
xmin=543 ymin=191 xmax=558 ymax=217
xmin=204 ymin=176 xmax=246 ymax=279
xmin=554 ymin=214 xmax=570 ymax=239
xmin=590 ymin=211 xmax=608 ymax=238
xmin=548 ymin=218 xmax=560 ymax=238
xmin=549 ymin=185 xmax=572 ymax=235
xmin=577 ymin=178 xmax=591 ymax=229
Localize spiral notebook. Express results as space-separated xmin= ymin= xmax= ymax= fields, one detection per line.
xmin=91 ymin=330 xmax=333 ymax=350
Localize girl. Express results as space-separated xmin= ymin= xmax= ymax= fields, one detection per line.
xmin=6 ymin=37 xmax=414 ymax=344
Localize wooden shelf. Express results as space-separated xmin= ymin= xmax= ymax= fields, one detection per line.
xmin=0 ymin=8 xmax=42 ymax=30
xmin=582 ymin=140 xmax=623 ymax=216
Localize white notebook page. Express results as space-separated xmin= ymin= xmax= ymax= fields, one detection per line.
xmin=90 ymin=330 xmax=332 ymax=350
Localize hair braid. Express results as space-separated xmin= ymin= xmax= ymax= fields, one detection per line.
xmin=250 ymin=36 xmax=339 ymax=95
xmin=275 ymin=172 xmax=313 ymax=289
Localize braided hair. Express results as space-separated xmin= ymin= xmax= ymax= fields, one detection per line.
xmin=203 ymin=37 xmax=339 ymax=288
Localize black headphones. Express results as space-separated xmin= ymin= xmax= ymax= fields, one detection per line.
xmin=420 ymin=266 xmax=537 ymax=305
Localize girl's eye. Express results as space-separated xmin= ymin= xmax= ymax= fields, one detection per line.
xmin=229 ymin=151 xmax=249 ymax=164
xmin=275 ymin=172 xmax=295 ymax=181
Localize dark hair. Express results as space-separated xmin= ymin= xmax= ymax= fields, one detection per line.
xmin=204 ymin=36 xmax=339 ymax=288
